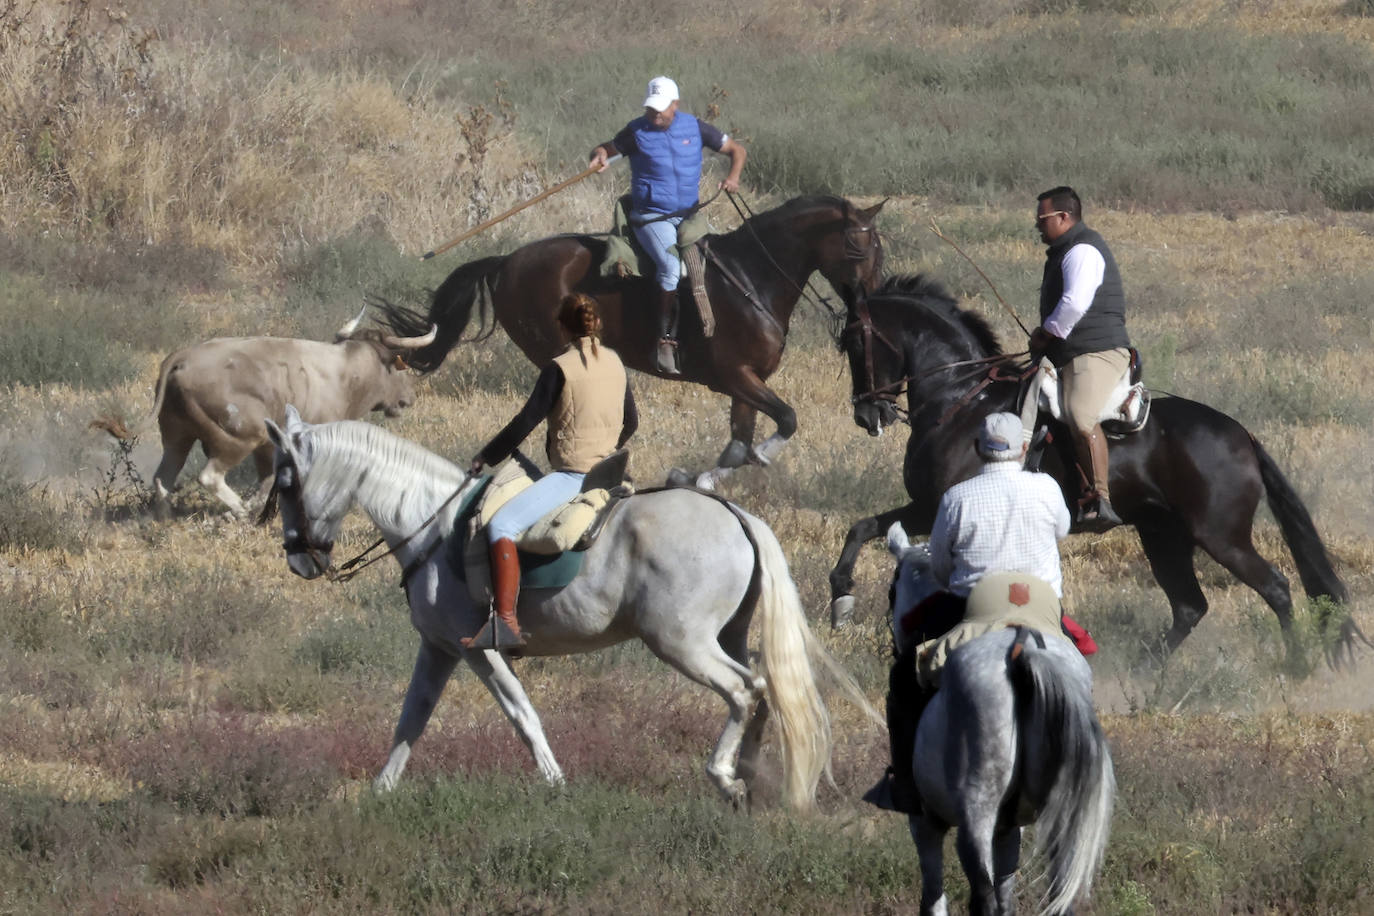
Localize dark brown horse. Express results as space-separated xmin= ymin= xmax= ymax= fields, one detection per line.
xmin=829 ymin=274 xmax=1350 ymax=659
xmin=375 ymin=195 xmax=884 ymax=486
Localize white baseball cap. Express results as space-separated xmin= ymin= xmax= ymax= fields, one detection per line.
xmin=643 ymin=76 xmax=679 ymax=112
xmin=976 ymin=412 xmax=1025 ymax=461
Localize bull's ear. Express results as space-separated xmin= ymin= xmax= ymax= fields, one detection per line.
xmin=885 ymin=520 xmax=910 ymax=557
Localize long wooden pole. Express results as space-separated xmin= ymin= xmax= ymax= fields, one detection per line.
xmin=419 ymin=155 xmax=622 ymax=260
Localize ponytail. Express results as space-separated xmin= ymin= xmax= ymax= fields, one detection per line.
xmin=556 ymin=293 xmax=602 ymax=361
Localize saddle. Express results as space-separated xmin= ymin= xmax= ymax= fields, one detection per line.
xmin=913 ymin=572 xmax=1070 ymax=689
xmin=1024 ymin=348 xmax=1151 ymax=439
xmin=601 ymin=195 xmax=716 ymax=336
xmin=454 ymin=451 xmax=634 ymax=605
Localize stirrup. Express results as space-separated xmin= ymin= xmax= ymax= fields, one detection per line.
xmin=1076 ymin=495 xmax=1123 ymax=533
xmin=654 ymin=337 xmax=681 ymax=375
xmin=461 ymin=615 xmax=526 ymax=650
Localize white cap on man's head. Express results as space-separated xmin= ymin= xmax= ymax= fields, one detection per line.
xmin=643 ymin=76 xmax=679 ymax=112
xmin=976 ymin=412 xmax=1025 ymax=462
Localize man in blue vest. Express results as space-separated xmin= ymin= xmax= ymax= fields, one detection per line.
xmin=589 ymin=76 xmax=747 ymax=375
xmin=1028 ymin=186 xmax=1132 ymax=532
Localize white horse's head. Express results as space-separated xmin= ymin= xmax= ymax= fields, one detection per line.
xmin=886 ymin=521 xmax=938 ymax=653
xmin=264 ymin=405 xmax=348 ymax=580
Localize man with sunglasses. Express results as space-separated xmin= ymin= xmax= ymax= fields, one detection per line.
xmin=1029 ymin=186 xmax=1132 ymax=532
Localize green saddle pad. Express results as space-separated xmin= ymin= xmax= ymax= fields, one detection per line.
xmin=445 ymin=475 xmax=586 ymax=591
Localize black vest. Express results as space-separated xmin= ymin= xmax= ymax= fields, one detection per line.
xmin=1039 ymin=222 xmax=1130 ymax=367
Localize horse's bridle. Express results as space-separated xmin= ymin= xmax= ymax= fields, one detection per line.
xmin=844 ymin=291 xmax=1033 ymax=424
xmin=262 ymin=456 xmax=469 ymax=586
xmin=844 ymin=289 xmax=908 ymax=416
xmin=266 ymin=460 xmax=341 ymax=577
xmin=725 ymin=192 xmax=884 ymax=330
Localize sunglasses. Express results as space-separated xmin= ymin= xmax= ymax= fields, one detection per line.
xmin=1036 ymin=210 xmax=1067 ymax=222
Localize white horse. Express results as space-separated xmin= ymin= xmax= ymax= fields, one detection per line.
xmin=886 ymin=525 xmax=1115 ymax=916
xmin=264 ymin=407 xmax=869 ymax=810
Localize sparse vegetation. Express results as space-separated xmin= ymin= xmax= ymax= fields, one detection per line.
xmin=0 ymin=0 xmax=1372 ymax=913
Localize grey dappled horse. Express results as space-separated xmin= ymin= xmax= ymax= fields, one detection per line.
xmin=264 ymin=408 xmax=866 ymax=809
xmin=887 ymin=525 xmax=1115 ymax=916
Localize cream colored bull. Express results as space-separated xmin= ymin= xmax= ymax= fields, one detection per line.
xmin=133 ymin=309 xmax=434 ymax=516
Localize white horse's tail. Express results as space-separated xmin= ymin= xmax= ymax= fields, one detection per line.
xmin=1010 ymin=640 xmax=1116 ymax=916
xmin=742 ymin=514 xmax=830 ymax=811
xmin=740 ymin=514 xmax=880 ymax=812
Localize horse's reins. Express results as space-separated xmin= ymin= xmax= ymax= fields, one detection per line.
xmin=725 ymin=191 xmax=882 ymax=335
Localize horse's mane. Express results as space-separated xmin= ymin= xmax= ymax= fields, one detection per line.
xmin=872 ymin=273 xmax=1003 ymax=356
xmin=306 ymin=420 xmax=469 ymax=529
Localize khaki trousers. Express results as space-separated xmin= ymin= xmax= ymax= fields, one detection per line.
xmin=1060 ymin=348 xmax=1131 ymax=437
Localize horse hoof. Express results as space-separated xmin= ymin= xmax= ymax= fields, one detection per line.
xmin=664 ymin=467 xmax=694 ymax=488
xmin=696 ymin=467 xmax=731 ymax=491
xmin=830 ymin=595 xmax=855 ymax=630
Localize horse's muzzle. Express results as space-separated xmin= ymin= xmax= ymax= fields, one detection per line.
xmin=853 ymin=401 xmax=894 ymax=437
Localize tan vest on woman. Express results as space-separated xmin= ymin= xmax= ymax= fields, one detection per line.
xmin=548 ymin=339 xmax=626 ymax=473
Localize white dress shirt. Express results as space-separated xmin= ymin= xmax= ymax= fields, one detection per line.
xmin=928 ymin=461 xmax=1071 ymax=598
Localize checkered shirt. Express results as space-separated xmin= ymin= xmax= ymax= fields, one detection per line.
xmin=928 ymin=461 xmax=1071 ymax=598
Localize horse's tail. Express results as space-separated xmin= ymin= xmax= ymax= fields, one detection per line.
xmin=737 ymin=513 xmax=881 ymax=811
xmin=739 ymin=513 xmax=831 ymax=811
xmin=1251 ymin=436 xmax=1348 ymax=603
xmin=1008 ymin=638 xmax=1114 ymax=916
xmin=371 ymin=254 xmax=507 ymax=374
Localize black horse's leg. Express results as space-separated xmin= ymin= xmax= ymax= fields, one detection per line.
xmin=716 ymin=398 xmax=759 ymax=469
xmin=829 ymin=504 xmax=921 ymax=629
xmin=1194 ymin=529 xmax=1294 ymax=636
xmin=911 ymin=814 xmax=950 ymax=916
xmin=1136 ymin=524 xmax=1209 ymax=651
xmin=991 ymin=827 xmax=1022 ymax=915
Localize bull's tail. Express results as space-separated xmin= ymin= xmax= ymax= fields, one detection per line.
xmin=90 ymin=351 xmax=178 ymax=442
xmin=1251 ymin=436 xmax=1348 ymax=603
xmin=1009 ymin=638 xmax=1114 ymax=916
xmin=371 ymin=254 xmax=508 ymax=374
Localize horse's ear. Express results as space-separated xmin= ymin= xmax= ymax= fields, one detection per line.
xmin=859 ymin=198 xmax=889 ymax=222
xmin=265 ymin=417 xmax=287 ymax=451
xmin=283 ymin=404 xmax=305 ymax=433
xmin=885 ymin=520 xmax=910 ymax=556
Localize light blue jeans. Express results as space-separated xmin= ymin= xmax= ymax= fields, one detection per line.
xmin=632 ymin=215 xmax=684 ymax=291
xmin=487 ymin=470 xmax=585 ymax=543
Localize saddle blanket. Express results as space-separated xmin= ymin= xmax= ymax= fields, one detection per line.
xmin=914 ymin=572 xmax=1070 ymax=689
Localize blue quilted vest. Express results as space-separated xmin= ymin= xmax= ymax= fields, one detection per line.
xmin=627 ymin=112 xmax=703 ymax=216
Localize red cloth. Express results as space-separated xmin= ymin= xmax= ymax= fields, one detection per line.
xmin=1060 ymin=614 xmax=1098 ymax=656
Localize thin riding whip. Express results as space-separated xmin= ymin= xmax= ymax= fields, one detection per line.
xmin=420 ymin=156 xmax=623 ymax=260
xmin=928 ymin=218 xmax=1032 ymax=337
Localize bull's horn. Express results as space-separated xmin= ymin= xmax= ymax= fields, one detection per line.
xmin=382 ymin=324 xmax=438 ymax=349
xmin=335 ymin=305 xmax=369 ymax=341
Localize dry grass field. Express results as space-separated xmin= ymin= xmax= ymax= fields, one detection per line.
xmin=2 ymin=1 xmax=1374 ymax=913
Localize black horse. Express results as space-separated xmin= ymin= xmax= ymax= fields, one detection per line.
xmin=376 ymin=195 xmax=885 ymax=487
xmin=829 ymin=274 xmax=1348 ymax=656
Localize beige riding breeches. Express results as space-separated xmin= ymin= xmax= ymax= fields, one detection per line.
xmin=1060 ymin=348 xmax=1131 ymax=436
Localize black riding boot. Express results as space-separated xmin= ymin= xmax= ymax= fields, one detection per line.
xmin=863 ymin=647 xmax=933 ymax=815
xmin=654 ymin=287 xmax=681 ymax=375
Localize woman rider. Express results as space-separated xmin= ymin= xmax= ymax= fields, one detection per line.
xmin=463 ymin=293 xmax=639 ymax=649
